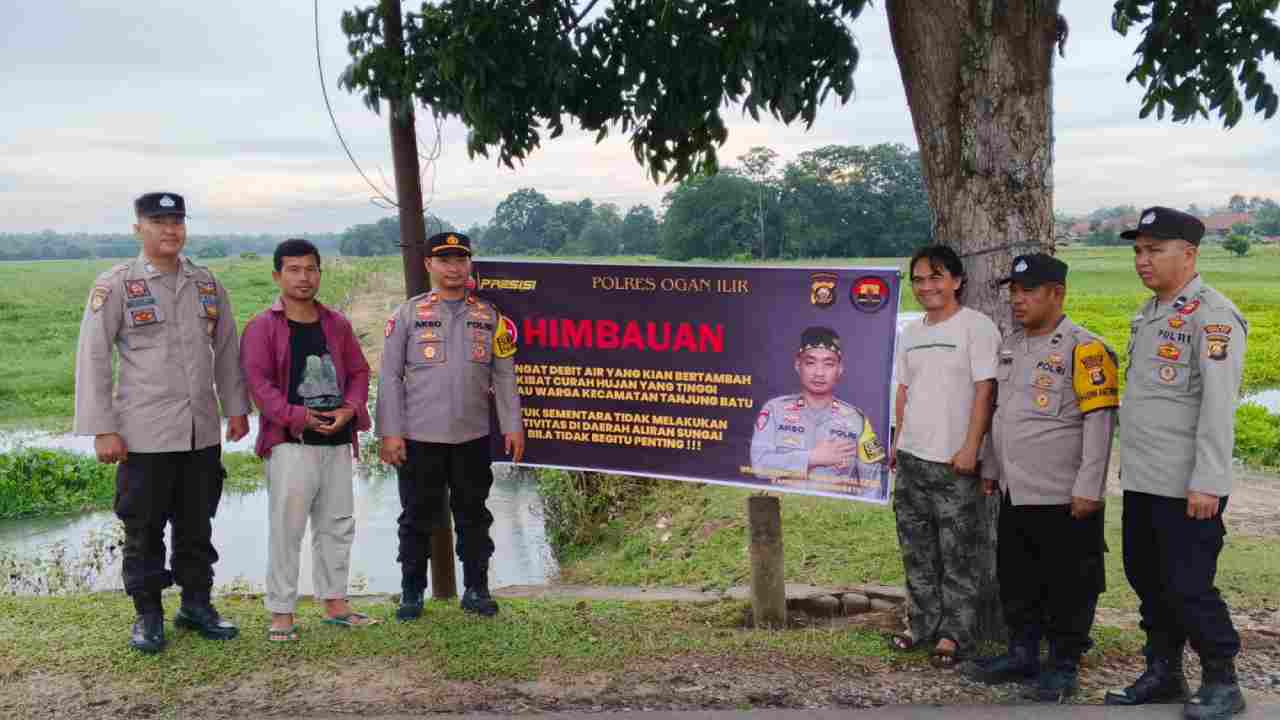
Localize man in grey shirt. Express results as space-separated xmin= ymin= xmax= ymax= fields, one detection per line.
xmin=377 ymin=232 xmax=524 ymax=620
xmin=972 ymin=253 xmax=1117 ymax=702
xmin=1105 ymin=207 xmax=1248 ymax=720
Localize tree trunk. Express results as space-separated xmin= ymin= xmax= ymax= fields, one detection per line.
xmin=885 ymin=0 xmax=1060 ymax=644
xmin=886 ymin=0 xmax=1058 ymax=336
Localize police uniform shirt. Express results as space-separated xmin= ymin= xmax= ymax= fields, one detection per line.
xmin=1120 ymin=275 xmax=1247 ymax=499
xmin=376 ymin=291 xmax=521 ymax=443
xmin=749 ymin=394 xmax=886 ymax=492
xmin=74 ymin=254 xmax=250 ymax=452
xmin=985 ymin=317 xmax=1119 ymax=505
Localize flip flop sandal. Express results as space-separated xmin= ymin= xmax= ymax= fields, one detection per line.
xmin=886 ymin=633 xmax=917 ymax=652
xmin=268 ymin=624 xmax=300 ymax=643
xmin=322 ymin=612 xmax=381 ymax=628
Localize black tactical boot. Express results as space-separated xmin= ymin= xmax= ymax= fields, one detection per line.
xmin=129 ymin=612 xmax=166 ymax=654
xmin=174 ymin=591 xmax=239 ymax=640
xmin=1105 ymin=654 xmax=1189 ymax=705
xmin=1032 ymin=656 xmax=1081 ymax=703
xmin=1184 ymin=658 xmax=1247 ymax=720
xmin=460 ymin=558 xmax=499 ymax=617
xmin=397 ymin=574 xmax=427 ymax=622
xmin=971 ymin=642 xmax=1040 ymax=684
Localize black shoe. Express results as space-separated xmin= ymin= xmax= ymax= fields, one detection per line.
xmin=970 ymin=644 xmax=1040 ymax=685
xmin=1032 ymin=659 xmax=1080 ymax=703
xmin=174 ymin=602 xmax=239 ymax=640
xmin=1105 ymin=656 xmax=1189 ymax=706
xmin=397 ymin=577 xmax=426 ymax=622
xmin=460 ymin=587 xmax=499 ymax=617
xmin=129 ymin=612 xmax=166 ymax=654
xmin=1185 ymin=659 xmax=1247 ymax=719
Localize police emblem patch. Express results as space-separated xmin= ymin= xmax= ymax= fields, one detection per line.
xmin=850 ymin=276 xmax=890 ymax=313
xmin=130 ymin=308 xmax=158 ymax=325
xmin=756 ymin=410 xmax=770 ymax=431
xmin=125 ymin=279 xmax=150 ymax=299
xmin=423 ymin=345 xmax=438 ymax=360
xmin=1206 ymin=335 xmax=1229 ymax=361
xmin=1034 ymin=393 xmax=1050 ymax=409
xmin=494 ymin=315 xmax=518 ymax=358
xmin=1157 ymin=364 xmax=1178 ymax=383
xmin=809 ymin=272 xmax=837 ymax=307
xmin=472 ymin=342 xmax=487 ymax=360
xmin=1168 ymin=317 xmax=1185 ymax=330
xmin=1033 ymin=374 xmax=1055 ymax=389
xmin=1157 ymin=343 xmax=1181 ymax=361
xmin=419 ymin=330 xmax=438 ymax=341
xmin=1203 ymin=323 xmax=1232 ymax=335
xmin=90 ymin=285 xmax=109 ymax=313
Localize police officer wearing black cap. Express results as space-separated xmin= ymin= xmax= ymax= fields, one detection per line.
xmin=74 ymin=193 xmax=250 ymax=653
xmin=1105 ymin=207 xmax=1249 ymax=719
xmin=971 ymin=253 xmax=1118 ymax=701
xmin=376 ymin=232 xmax=524 ymax=620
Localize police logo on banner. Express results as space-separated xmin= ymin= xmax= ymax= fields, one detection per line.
xmin=850 ymin=276 xmax=889 ymax=313
xmin=809 ymin=272 xmax=837 ymax=307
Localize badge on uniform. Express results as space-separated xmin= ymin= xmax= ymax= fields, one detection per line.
xmin=1157 ymin=343 xmax=1181 ymax=361
xmin=1178 ymin=299 xmax=1200 ymax=316
xmin=416 ymin=303 xmax=434 ymax=320
xmin=783 ymin=413 xmax=801 ymax=424
xmin=423 ymin=345 xmax=438 ymax=360
xmin=419 ymin=330 xmax=439 ymax=341
xmin=494 ymin=315 xmax=518 ymax=359
xmin=1033 ymin=374 xmax=1055 ymax=389
xmin=756 ymin=410 xmax=770 ymax=431
xmin=1034 ymin=393 xmax=1050 ymax=409
xmin=195 ymin=281 xmax=218 ymax=297
xmin=201 ymin=296 xmax=219 ymax=319
xmin=90 ymin=285 xmax=110 ymax=313
xmin=131 ymin=308 xmax=159 ymax=326
xmin=1206 ymin=334 xmax=1230 ymax=361
xmin=385 ymin=316 xmax=396 ymax=338
xmin=206 ymin=318 xmax=217 ymax=338
xmin=125 ymin=279 xmax=151 ymax=299
xmin=1157 ymin=364 xmax=1179 ymax=383
xmin=1168 ymin=317 xmax=1185 ymax=330
xmin=471 ymin=342 xmax=488 ymax=361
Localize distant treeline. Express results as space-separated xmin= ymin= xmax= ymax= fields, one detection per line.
xmin=0 ymin=232 xmax=342 ymax=262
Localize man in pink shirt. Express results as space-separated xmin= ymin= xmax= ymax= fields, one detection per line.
xmin=240 ymin=239 xmax=375 ymax=641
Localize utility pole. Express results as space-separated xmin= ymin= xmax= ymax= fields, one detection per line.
xmin=381 ymin=0 xmax=456 ymax=600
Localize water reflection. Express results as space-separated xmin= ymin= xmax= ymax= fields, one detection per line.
xmin=0 ymin=463 xmax=556 ymax=595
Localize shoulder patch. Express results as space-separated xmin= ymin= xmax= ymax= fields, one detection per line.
xmin=1073 ymin=340 xmax=1119 ymax=413
xmin=385 ymin=311 xmax=398 ymax=338
xmin=493 ymin=314 xmax=518 ymax=358
xmin=89 ymin=285 xmax=110 ymax=313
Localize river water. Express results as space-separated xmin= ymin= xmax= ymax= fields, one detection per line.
xmin=0 ymin=420 xmax=556 ymax=595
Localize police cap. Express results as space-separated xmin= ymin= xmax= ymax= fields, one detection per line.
xmin=427 ymin=232 xmax=472 ymax=257
xmin=1119 ymin=206 xmax=1206 ymax=246
xmin=799 ymin=326 xmax=841 ymax=356
xmin=135 ymin=192 xmax=187 ymax=218
xmin=999 ymin=253 xmax=1068 ymax=288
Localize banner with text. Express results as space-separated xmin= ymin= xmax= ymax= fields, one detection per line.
xmin=475 ymin=261 xmax=901 ymax=503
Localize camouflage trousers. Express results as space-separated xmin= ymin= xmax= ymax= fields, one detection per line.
xmin=893 ymin=451 xmax=989 ymax=652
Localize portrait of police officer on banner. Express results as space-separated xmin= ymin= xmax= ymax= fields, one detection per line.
xmin=749 ymin=326 xmax=886 ymax=497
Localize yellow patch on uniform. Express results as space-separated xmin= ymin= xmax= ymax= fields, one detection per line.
xmin=1168 ymin=316 xmax=1185 ymax=330
xmin=857 ymin=418 xmax=885 ymax=463
xmin=423 ymin=345 xmax=437 ymax=360
xmin=1073 ymin=340 xmax=1119 ymax=413
xmin=1034 ymin=393 xmax=1050 ymax=409
xmin=493 ymin=314 xmax=518 ymax=358
xmin=90 ymin=285 xmax=110 ymax=313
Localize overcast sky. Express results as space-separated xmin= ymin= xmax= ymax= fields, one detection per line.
xmin=2 ymin=2 xmax=1277 ymax=235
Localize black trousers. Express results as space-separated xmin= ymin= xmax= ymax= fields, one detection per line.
xmin=114 ymin=446 xmax=225 ymax=596
xmin=998 ymin=493 xmax=1105 ymax=660
xmin=1122 ymin=491 xmax=1240 ymax=661
xmin=396 ymin=437 xmax=495 ymax=581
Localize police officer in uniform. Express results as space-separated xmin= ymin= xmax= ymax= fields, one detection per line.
xmin=377 ymin=232 xmax=524 ymax=620
xmin=750 ymin=326 xmax=886 ymax=497
xmin=1105 ymin=207 xmax=1248 ymax=719
xmin=74 ymin=192 xmax=250 ymax=653
xmin=972 ymin=254 xmax=1118 ymax=701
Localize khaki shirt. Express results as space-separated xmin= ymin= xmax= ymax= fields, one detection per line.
xmin=74 ymin=255 xmax=250 ymax=452
xmin=749 ymin=394 xmax=885 ymax=494
xmin=376 ymin=291 xmax=521 ymax=444
xmin=984 ymin=317 xmax=1118 ymax=505
xmin=1120 ymin=275 xmax=1247 ymax=499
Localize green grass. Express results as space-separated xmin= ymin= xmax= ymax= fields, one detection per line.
xmin=0 ymin=447 xmax=264 ymax=520
xmin=557 ymin=482 xmax=1280 ymax=612
xmin=0 ymin=255 xmax=384 ymax=428
xmin=0 ymin=593 xmax=917 ymax=691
